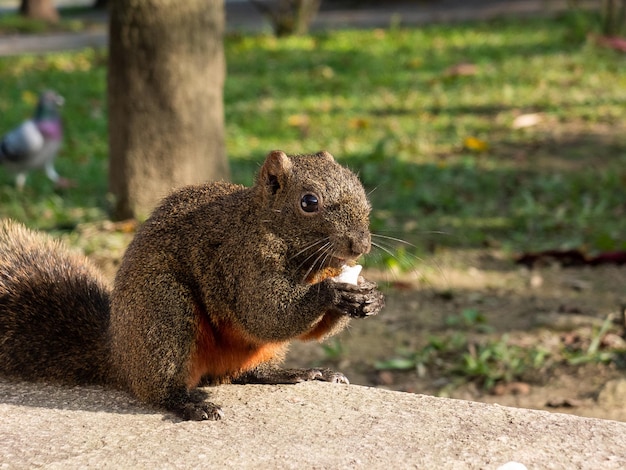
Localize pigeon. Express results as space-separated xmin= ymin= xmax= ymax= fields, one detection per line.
xmin=0 ymin=90 xmax=70 ymax=190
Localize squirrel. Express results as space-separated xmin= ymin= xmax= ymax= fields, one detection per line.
xmin=0 ymin=150 xmax=384 ymax=421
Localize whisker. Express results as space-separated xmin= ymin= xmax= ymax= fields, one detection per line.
xmin=370 ymin=239 xmax=451 ymax=288
xmin=370 ymin=241 xmax=401 ymax=261
xmin=369 ymin=227 xmax=454 ymax=288
xmin=367 ymin=186 xmax=379 ymax=197
xmin=371 ymin=238 xmax=430 ymax=265
xmin=372 ymin=233 xmax=417 ymax=248
xmin=301 ymin=243 xmax=333 ymax=284
xmin=296 ymin=241 xmax=332 ymax=276
xmin=290 ymin=237 xmax=330 ymax=261
xmin=314 ymin=246 xmax=335 ymax=291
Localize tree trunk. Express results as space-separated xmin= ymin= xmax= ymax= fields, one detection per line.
xmin=602 ymin=0 xmax=626 ymax=36
xmin=108 ymin=0 xmax=228 ymax=220
xmin=19 ymin=0 xmax=60 ymax=23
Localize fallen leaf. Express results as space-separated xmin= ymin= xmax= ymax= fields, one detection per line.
xmin=444 ymin=62 xmax=478 ymax=77
xmin=349 ymin=117 xmax=370 ymax=130
xmin=516 ymin=249 xmax=626 ymax=267
xmin=463 ymin=136 xmax=489 ymax=152
xmin=287 ymin=114 xmax=309 ymax=127
xmin=286 ymin=114 xmax=310 ymax=137
xmin=512 ymin=113 xmax=543 ymax=129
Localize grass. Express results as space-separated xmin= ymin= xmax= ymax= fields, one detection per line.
xmin=0 ymin=12 xmax=625 ymax=259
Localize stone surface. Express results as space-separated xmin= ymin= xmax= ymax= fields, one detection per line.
xmin=1 ymin=379 xmax=625 ymax=468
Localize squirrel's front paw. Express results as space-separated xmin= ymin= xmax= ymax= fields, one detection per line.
xmin=331 ymin=279 xmax=385 ymax=318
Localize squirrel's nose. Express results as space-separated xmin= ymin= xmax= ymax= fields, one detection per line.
xmin=350 ymin=231 xmax=371 ymax=257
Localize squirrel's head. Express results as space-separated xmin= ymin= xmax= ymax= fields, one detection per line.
xmin=256 ymin=150 xmax=372 ymax=279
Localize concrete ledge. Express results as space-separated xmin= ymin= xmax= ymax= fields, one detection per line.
xmin=1 ymin=379 xmax=625 ymax=468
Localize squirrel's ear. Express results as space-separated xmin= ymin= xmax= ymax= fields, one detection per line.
xmin=316 ymin=150 xmax=335 ymax=162
xmin=260 ymin=150 xmax=292 ymax=195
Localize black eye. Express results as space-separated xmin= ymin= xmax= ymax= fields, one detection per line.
xmin=300 ymin=193 xmax=319 ymax=213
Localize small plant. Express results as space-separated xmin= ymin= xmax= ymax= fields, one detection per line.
xmin=376 ymin=311 xmax=550 ymax=391
xmin=562 ymin=314 xmax=620 ymax=366
xmin=375 ymin=333 xmax=467 ymax=376
xmin=445 ymin=309 xmax=493 ymax=334
xmin=454 ymin=336 xmax=550 ymax=390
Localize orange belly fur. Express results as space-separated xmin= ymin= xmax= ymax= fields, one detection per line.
xmin=186 ymin=306 xmax=286 ymax=389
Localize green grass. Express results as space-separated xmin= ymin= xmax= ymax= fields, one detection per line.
xmin=0 ymin=13 xmax=625 ymax=256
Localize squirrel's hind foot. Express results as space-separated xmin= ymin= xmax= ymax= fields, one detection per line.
xmin=166 ymin=388 xmax=224 ymax=421
xmin=179 ymin=401 xmax=224 ymax=421
xmin=308 ymin=368 xmax=350 ymax=384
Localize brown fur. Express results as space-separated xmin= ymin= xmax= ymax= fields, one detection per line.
xmin=0 ymin=150 xmax=384 ymax=421
xmin=0 ymin=221 xmax=112 ymax=385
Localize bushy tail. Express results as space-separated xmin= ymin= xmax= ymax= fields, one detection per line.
xmin=0 ymin=220 xmax=113 ymax=385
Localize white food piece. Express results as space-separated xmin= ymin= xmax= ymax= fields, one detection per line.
xmin=332 ymin=264 xmax=362 ymax=285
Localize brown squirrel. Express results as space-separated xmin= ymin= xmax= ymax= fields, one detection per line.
xmin=0 ymin=150 xmax=384 ymax=421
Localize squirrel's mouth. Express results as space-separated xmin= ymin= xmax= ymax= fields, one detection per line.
xmin=328 ymin=255 xmax=359 ymax=269
xmin=300 ymin=255 xmax=357 ymax=285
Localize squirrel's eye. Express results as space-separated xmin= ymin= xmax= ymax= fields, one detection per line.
xmin=300 ymin=193 xmax=319 ymax=213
